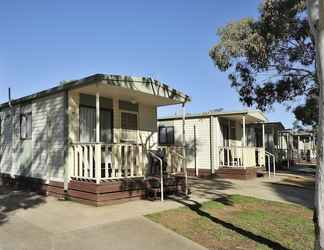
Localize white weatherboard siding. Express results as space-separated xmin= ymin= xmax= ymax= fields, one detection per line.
xmin=212 ymin=117 xmax=221 ymax=170
xmin=32 ymin=93 xmax=66 ymax=181
xmin=0 ymin=92 xmax=66 ymax=182
xmin=159 ymin=117 xmax=212 ymax=171
xmin=0 ymin=108 xmax=13 ymax=175
xmin=138 ymin=103 xmax=158 ymax=149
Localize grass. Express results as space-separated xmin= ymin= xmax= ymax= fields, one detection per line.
xmin=146 ymin=195 xmax=314 ymax=250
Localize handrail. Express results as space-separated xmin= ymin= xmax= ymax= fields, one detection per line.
xmin=148 ymin=150 xmax=164 ymax=202
xmin=265 ymin=151 xmax=276 ymax=177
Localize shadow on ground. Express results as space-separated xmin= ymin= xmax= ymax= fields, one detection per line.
xmin=0 ymin=186 xmax=46 ymax=225
xmin=169 ymin=196 xmax=290 ymax=250
xmin=264 ymin=182 xmax=314 ymax=209
xmin=188 ymin=177 xmax=234 ymax=199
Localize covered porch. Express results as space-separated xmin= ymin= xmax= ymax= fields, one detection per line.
xmin=54 ymin=75 xmax=189 ymax=204
xmin=216 ymin=111 xmax=268 ymax=170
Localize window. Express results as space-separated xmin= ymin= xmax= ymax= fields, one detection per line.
xmin=121 ymin=112 xmax=138 ymax=142
xmin=20 ymin=113 xmax=32 ymax=139
xmin=158 ymin=126 xmax=174 ymax=145
xmin=79 ymin=106 xmax=113 ymax=143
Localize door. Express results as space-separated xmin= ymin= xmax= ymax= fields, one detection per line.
xmin=79 ymin=106 xmax=113 ymax=143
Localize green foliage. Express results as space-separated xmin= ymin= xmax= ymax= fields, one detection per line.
xmin=209 ymin=0 xmax=317 ymax=126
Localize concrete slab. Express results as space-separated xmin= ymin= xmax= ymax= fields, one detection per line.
xmin=0 ymin=188 xmax=207 ymax=250
xmin=189 ymin=174 xmax=314 ymax=209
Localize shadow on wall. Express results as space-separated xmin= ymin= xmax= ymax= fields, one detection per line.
xmin=0 ymin=186 xmax=46 ymax=226
xmin=12 ymin=95 xmax=65 ymax=180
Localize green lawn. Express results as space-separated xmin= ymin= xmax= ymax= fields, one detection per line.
xmin=146 ymin=195 xmax=314 ymax=250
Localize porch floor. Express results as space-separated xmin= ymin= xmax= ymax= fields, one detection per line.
xmin=48 ymin=175 xmax=186 ymax=206
xmin=214 ymin=167 xmax=259 ymax=180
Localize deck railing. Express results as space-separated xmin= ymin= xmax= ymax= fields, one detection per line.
xmin=158 ymin=146 xmax=184 ymax=174
xmin=218 ymin=146 xmax=265 ymax=168
xmin=70 ymin=143 xmax=144 ymax=183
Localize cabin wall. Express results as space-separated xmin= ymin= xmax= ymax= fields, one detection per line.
xmin=158 ymin=117 xmax=212 ymax=172
xmin=0 ymin=92 xmax=66 ymax=182
xmin=0 ymin=108 xmax=13 ymax=174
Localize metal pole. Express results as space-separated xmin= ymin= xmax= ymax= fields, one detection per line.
xmin=273 ymin=155 xmax=276 ymax=177
xmin=262 ymin=123 xmax=265 ymax=168
xmin=160 ymin=158 xmax=164 ymax=201
xmin=182 ymin=102 xmax=188 ymax=196
xmin=267 ymin=155 xmax=270 ymax=178
xmin=242 ymin=115 xmax=246 ymax=168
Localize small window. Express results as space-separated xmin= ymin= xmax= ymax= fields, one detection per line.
xmin=121 ymin=112 xmax=138 ymax=142
xmin=159 ymin=126 xmax=174 ymax=145
xmin=20 ymin=113 xmax=32 ymax=140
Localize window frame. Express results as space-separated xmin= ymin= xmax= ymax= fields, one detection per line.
xmin=79 ymin=104 xmax=114 ymax=143
xmin=20 ymin=112 xmax=32 ymax=140
xmin=120 ymin=110 xmax=139 ymax=143
xmin=158 ymin=126 xmax=175 ymax=146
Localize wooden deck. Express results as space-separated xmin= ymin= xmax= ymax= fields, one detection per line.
xmin=48 ymin=176 xmax=186 ymax=206
xmin=214 ymin=167 xmax=258 ymax=180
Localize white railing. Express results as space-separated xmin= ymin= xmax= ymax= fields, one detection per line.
xmin=218 ymin=146 xmax=265 ymax=168
xmin=70 ymin=143 xmax=144 ymax=183
xmin=157 ymin=146 xmax=184 ymax=174
xmin=265 ymin=151 xmax=276 ymax=177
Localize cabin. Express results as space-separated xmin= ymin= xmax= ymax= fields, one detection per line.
xmin=0 ymin=74 xmax=190 ymax=205
xmin=249 ymin=122 xmax=287 ymax=166
xmin=158 ymin=110 xmax=269 ymax=179
xmin=279 ymin=129 xmax=317 ymax=166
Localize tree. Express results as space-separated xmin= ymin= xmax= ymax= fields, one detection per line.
xmin=209 ymin=0 xmax=317 ymax=126
xmin=307 ymin=0 xmax=324 ymax=249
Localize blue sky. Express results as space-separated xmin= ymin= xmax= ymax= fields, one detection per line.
xmin=0 ymin=0 xmax=295 ymax=127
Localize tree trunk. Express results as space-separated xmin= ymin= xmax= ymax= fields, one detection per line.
xmin=308 ymin=0 xmax=324 ymax=249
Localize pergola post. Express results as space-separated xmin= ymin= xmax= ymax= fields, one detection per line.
xmin=262 ymin=122 xmax=265 ymax=168
xmin=182 ymin=102 xmax=188 ymax=196
xmin=95 ymin=91 xmax=101 ymax=184
xmin=287 ymin=133 xmax=290 ymax=168
xmin=242 ymin=115 xmax=246 ymax=168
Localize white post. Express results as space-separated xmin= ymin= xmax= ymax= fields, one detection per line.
xmin=210 ymin=116 xmax=215 ymax=174
xmin=227 ymin=120 xmax=231 ymax=166
xmin=262 ymin=122 xmax=265 ymax=168
xmin=297 ymin=135 xmax=300 ymax=159
xmin=242 ymin=115 xmax=246 ymax=168
xmin=182 ymin=102 xmax=188 ymax=196
xmin=95 ymin=91 xmax=101 ymax=184
xmin=268 ymin=155 xmax=271 ymax=178
xmin=273 ymin=155 xmax=276 ymax=176
xmin=96 ymin=92 xmax=100 ymax=143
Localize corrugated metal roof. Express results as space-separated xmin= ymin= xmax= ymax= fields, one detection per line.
xmin=0 ymin=74 xmax=190 ymax=109
xmin=158 ymin=109 xmax=268 ymax=122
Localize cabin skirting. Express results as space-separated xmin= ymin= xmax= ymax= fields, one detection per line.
xmin=0 ymin=173 xmax=48 ymax=195
xmin=0 ymin=173 xmax=186 ymax=206
xmin=187 ymin=168 xmax=212 ymax=177
xmin=214 ymin=167 xmax=258 ymax=180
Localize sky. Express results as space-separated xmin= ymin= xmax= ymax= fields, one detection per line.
xmin=0 ymin=0 xmax=296 ymax=128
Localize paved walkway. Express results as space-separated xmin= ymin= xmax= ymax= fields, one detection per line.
xmin=189 ymin=173 xmax=314 ymax=209
xmin=0 ymin=188 xmax=206 ymax=250
xmin=0 ymin=172 xmax=314 ymax=250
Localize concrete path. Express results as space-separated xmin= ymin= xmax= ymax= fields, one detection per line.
xmin=0 ymin=172 xmax=313 ymax=250
xmin=0 ymin=189 xmax=206 ymax=250
xmin=189 ymin=173 xmax=314 ymax=209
